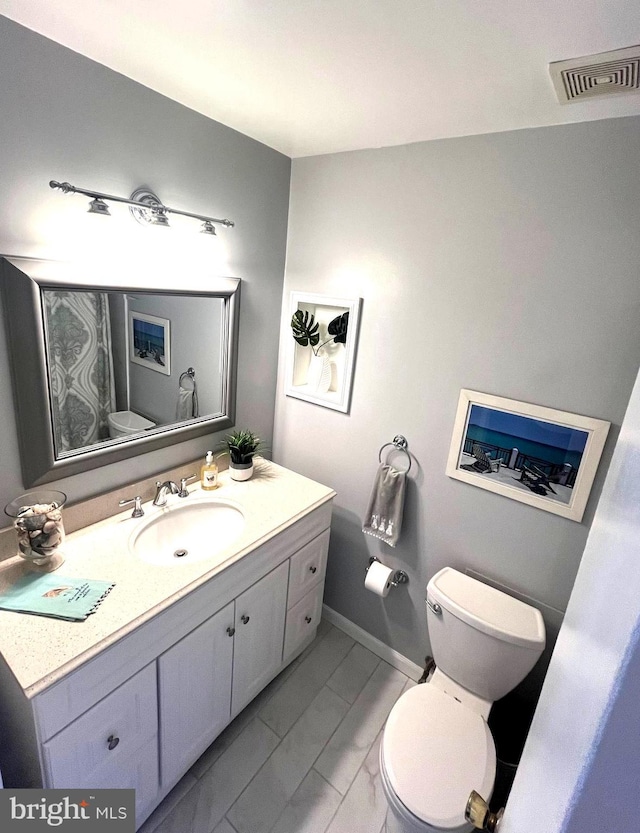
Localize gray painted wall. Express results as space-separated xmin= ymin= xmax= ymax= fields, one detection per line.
xmin=274 ymin=117 xmax=640 ymax=678
xmin=128 ymin=294 xmax=224 ymax=423
xmin=0 ymin=16 xmax=290 ymax=512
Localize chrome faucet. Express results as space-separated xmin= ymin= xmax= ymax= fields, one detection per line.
xmin=153 ymin=480 xmax=180 ymax=507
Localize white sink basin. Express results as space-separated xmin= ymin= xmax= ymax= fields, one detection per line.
xmin=130 ymin=496 xmax=245 ymax=566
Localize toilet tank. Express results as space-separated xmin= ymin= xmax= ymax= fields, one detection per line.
xmin=426 ymin=568 xmax=546 ymax=702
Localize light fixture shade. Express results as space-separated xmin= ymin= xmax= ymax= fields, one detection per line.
xmin=201 ymin=221 xmax=217 ymax=236
xmin=150 ymin=210 xmax=170 ymax=227
xmin=88 ymin=198 xmax=110 ymax=216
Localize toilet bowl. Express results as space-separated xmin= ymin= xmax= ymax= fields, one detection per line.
xmin=381 ymin=683 xmax=495 ymax=833
xmin=107 ymin=410 xmax=156 ymax=439
xmin=381 ymin=568 xmax=545 ymax=833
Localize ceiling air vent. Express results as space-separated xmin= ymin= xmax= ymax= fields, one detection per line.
xmin=549 ymin=45 xmax=640 ymax=104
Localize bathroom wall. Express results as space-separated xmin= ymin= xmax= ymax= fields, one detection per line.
xmin=128 ymin=294 xmax=224 ymax=423
xmin=274 ymin=116 xmax=640 ymax=672
xmin=0 ymin=16 xmax=291 ymax=512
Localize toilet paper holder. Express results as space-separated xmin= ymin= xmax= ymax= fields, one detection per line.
xmin=367 ymin=557 xmax=409 ymax=587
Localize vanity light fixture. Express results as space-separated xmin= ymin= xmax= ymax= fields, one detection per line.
xmin=49 ymin=180 xmax=234 ymax=234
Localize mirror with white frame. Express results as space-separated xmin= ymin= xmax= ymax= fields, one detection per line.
xmin=0 ymin=257 xmax=240 ymax=486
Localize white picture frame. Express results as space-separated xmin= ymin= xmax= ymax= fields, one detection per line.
xmin=445 ymin=389 xmax=610 ymax=522
xmin=285 ymin=292 xmax=362 ymax=413
xmin=129 ymin=310 xmax=171 ymax=376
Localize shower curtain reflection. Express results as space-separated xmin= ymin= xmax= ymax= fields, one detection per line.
xmin=44 ymin=291 xmax=116 ymax=452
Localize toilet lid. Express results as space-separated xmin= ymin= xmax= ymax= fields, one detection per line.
xmin=382 ymin=684 xmax=496 ymax=829
xmin=109 ymin=411 xmax=155 ymax=430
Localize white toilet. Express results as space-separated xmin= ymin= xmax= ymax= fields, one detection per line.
xmin=380 ymin=567 xmax=545 ymax=833
xmin=107 ymin=410 xmax=156 ymax=439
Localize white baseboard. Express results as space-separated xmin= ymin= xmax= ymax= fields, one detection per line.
xmin=322 ymin=604 xmax=423 ymax=681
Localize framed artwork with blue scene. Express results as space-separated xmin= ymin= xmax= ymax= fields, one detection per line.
xmin=446 ymin=389 xmax=610 ymax=521
xmin=129 ymin=310 xmax=171 ymax=375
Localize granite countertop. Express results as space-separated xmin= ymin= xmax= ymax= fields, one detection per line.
xmin=0 ymin=461 xmax=335 ymax=698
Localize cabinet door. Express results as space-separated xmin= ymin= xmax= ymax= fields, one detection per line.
xmin=42 ymin=663 xmax=158 ymax=822
xmin=232 ymin=562 xmax=289 ymax=716
xmin=158 ymin=601 xmax=234 ymax=788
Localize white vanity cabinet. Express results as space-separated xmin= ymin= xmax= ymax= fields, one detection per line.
xmin=159 ymin=560 xmax=290 ymax=787
xmin=158 ymin=602 xmax=235 ymax=788
xmin=0 ymin=488 xmax=334 ymax=830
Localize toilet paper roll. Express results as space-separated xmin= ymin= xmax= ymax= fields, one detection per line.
xmin=365 ymin=560 xmax=394 ymax=597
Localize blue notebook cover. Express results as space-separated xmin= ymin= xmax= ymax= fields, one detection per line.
xmin=0 ymin=574 xmax=115 ymax=621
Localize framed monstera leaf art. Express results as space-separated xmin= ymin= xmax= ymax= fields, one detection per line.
xmin=286 ymin=292 xmax=362 ymax=413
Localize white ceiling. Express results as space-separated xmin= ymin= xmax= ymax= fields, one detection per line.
xmin=1 ymin=0 xmax=640 ymax=158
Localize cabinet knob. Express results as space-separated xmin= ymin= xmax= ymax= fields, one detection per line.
xmin=227 ymin=626 xmax=235 ymax=636
xmin=305 ymin=616 xmax=313 ymax=624
xmin=107 ymin=735 xmax=120 ymax=751
xmin=309 ymin=565 xmax=317 ymax=574
xmin=241 ymin=615 xmax=250 ymax=625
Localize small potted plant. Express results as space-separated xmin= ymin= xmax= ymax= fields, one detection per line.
xmin=219 ymin=429 xmax=266 ymax=481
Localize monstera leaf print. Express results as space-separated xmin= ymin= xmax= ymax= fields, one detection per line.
xmin=291 ymin=310 xmax=320 ymax=348
xmin=327 ymin=312 xmax=349 ymax=344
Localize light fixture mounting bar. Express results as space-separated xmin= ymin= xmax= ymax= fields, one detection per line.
xmin=49 ymin=180 xmax=235 ymax=228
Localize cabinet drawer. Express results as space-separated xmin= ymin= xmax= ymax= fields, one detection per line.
xmin=42 ymin=663 xmax=158 ymax=790
xmin=283 ymin=582 xmax=324 ymax=663
xmin=287 ymin=529 xmax=329 ymax=609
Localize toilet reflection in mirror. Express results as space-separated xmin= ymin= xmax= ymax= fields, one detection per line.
xmin=107 ymin=411 xmax=156 ymax=439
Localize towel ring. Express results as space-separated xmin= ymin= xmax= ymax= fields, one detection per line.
xmin=179 ymin=367 xmax=196 ymax=389
xmin=378 ymin=434 xmax=412 ymax=474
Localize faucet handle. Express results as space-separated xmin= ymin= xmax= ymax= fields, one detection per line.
xmin=179 ymin=474 xmax=197 ymax=498
xmin=119 ymin=495 xmax=144 ymax=518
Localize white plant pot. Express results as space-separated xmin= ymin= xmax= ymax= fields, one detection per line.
xmin=229 ymin=460 xmax=254 ymax=481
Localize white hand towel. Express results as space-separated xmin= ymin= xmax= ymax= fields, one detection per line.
xmin=176 ymin=386 xmax=196 ymax=420
xmin=362 ymin=464 xmax=406 ymax=547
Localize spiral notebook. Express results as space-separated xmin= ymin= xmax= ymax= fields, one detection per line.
xmin=0 ymin=574 xmax=115 ymax=621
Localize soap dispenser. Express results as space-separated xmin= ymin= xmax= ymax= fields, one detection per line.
xmin=200 ymin=451 xmax=219 ymax=491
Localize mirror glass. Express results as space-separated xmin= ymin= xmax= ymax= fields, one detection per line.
xmin=42 ymin=289 xmax=226 ymax=456
xmin=1 ymin=258 xmax=240 ymax=486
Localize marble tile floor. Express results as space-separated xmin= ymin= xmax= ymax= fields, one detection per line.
xmin=139 ymin=619 xmax=416 ymax=833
